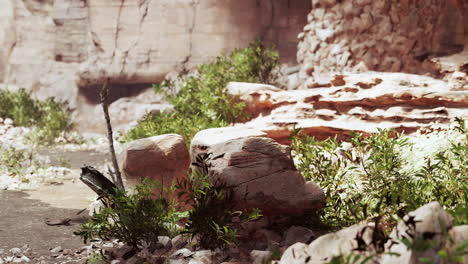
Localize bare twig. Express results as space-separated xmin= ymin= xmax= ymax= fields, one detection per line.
xmin=100 ymin=79 xmax=125 ymax=191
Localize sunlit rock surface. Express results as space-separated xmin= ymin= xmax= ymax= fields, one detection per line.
xmin=229 ymin=72 xmax=468 ymax=144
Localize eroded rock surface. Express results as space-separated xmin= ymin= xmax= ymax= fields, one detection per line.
xmin=229 ymin=72 xmax=468 ymax=144
xmin=191 ymin=133 xmax=325 ymax=215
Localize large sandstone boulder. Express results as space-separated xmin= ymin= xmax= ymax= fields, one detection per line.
xmin=120 ymin=134 xmax=190 ymax=202
xmin=190 ymin=128 xmax=325 ymax=215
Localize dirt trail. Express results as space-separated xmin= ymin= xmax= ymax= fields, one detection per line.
xmin=0 ymin=191 xmax=89 ymax=263
xmin=0 ymin=148 xmax=109 ymax=263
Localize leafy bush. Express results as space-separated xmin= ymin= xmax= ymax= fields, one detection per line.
xmin=122 ymin=40 xmax=279 ymax=142
xmin=291 ymin=118 xmax=467 ymax=230
xmin=176 ymin=153 xmax=261 ymax=250
xmin=0 ymin=88 xmax=72 ymax=144
xmin=75 ymin=178 xmax=183 ymax=249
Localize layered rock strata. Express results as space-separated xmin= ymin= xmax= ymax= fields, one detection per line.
xmin=229 ymin=72 xmax=468 ymax=144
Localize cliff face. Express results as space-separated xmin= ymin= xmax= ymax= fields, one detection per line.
xmin=297 ymin=0 xmax=468 ymax=84
xmin=0 ymin=0 xmax=311 ymax=107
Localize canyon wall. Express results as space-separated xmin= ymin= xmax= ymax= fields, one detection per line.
xmin=0 ymin=0 xmax=311 ymax=107
xmin=297 ymin=0 xmax=468 ymax=84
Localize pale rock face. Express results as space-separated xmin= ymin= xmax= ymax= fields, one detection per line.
xmin=120 ymin=134 xmax=190 ymax=203
xmin=0 ymin=0 xmax=310 ymax=117
xmin=190 ymin=134 xmax=325 ymax=215
xmin=228 ymin=72 xmax=468 ymax=144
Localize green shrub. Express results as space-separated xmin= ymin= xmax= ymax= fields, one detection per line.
xmin=74 ymin=178 xmax=184 ymax=249
xmin=123 ymin=40 xmax=279 ymax=142
xmin=0 ymin=146 xmax=33 ymax=177
xmin=76 ymin=156 xmax=261 ymax=251
xmin=176 ymin=153 xmax=261 ymax=250
xmin=0 ymin=88 xmax=72 ymax=144
xmin=291 ymin=118 xmax=467 ymax=230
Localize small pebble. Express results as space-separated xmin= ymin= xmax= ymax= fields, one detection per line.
xmin=9 ymin=248 xmax=21 ymax=255
xmin=50 ymin=246 xmax=62 ymax=253
xmin=4 ymin=118 xmax=13 ymax=126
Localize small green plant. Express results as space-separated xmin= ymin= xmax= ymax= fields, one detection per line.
xmin=0 ymin=145 xmax=36 ymax=177
xmin=176 ymin=153 xmax=262 ymax=250
xmin=0 ymin=146 xmax=30 ymax=176
xmin=86 ymin=252 xmax=107 ymax=264
xmin=123 ymin=40 xmax=279 ymax=142
xmin=0 ymin=88 xmax=72 ymax=144
xmin=75 ymin=178 xmax=183 ymax=249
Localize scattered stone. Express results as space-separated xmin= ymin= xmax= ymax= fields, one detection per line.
xmin=9 ymin=248 xmax=21 ymax=255
xmin=49 ymin=246 xmax=62 ymax=254
xmin=158 ymin=236 xmax=172 ymax=248
xmin=192 ymin=250 xmax=213 ymax=264
xmin=172 ymin=235 xmax=188 ymax=250
xmin=4 ymin=118 xmax=13 ymax=126
xmin=171 ymin=248 xmax=194 ymax=259
xmin=250 ymin=250 xmax=272 ymax=264
xmin=282 ymin=226 xmax=316 ymax=249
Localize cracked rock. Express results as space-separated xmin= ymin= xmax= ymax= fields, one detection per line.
xmin=190 ymin=134 xmax=325 ymax=215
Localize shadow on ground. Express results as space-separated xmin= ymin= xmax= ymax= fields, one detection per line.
xmin=0 ymin=191 xmax=90 ymax=263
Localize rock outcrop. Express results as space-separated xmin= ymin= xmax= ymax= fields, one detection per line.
xmin=297 ymin=0 xmax=468 ymax=83
xmin=228 ymin=72 xmax=468 ymax=144
xmin=190 ymin=130 xmax=325 ymax=215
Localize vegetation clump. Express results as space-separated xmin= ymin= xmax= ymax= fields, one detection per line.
xmin=122 ymin=40 xmax=280 ymax=142
xmin=291 ymin=118 xmax=467 ymax=230
xmin=177 ymin=153 xmax=261 ymax=250
xmin=0 ymin=88 xmax=72 ymax=144
xmin=75 ymin=154 xmax=260 ymax=251
xmin=74 ymin=178 xmax=183 ymax=249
